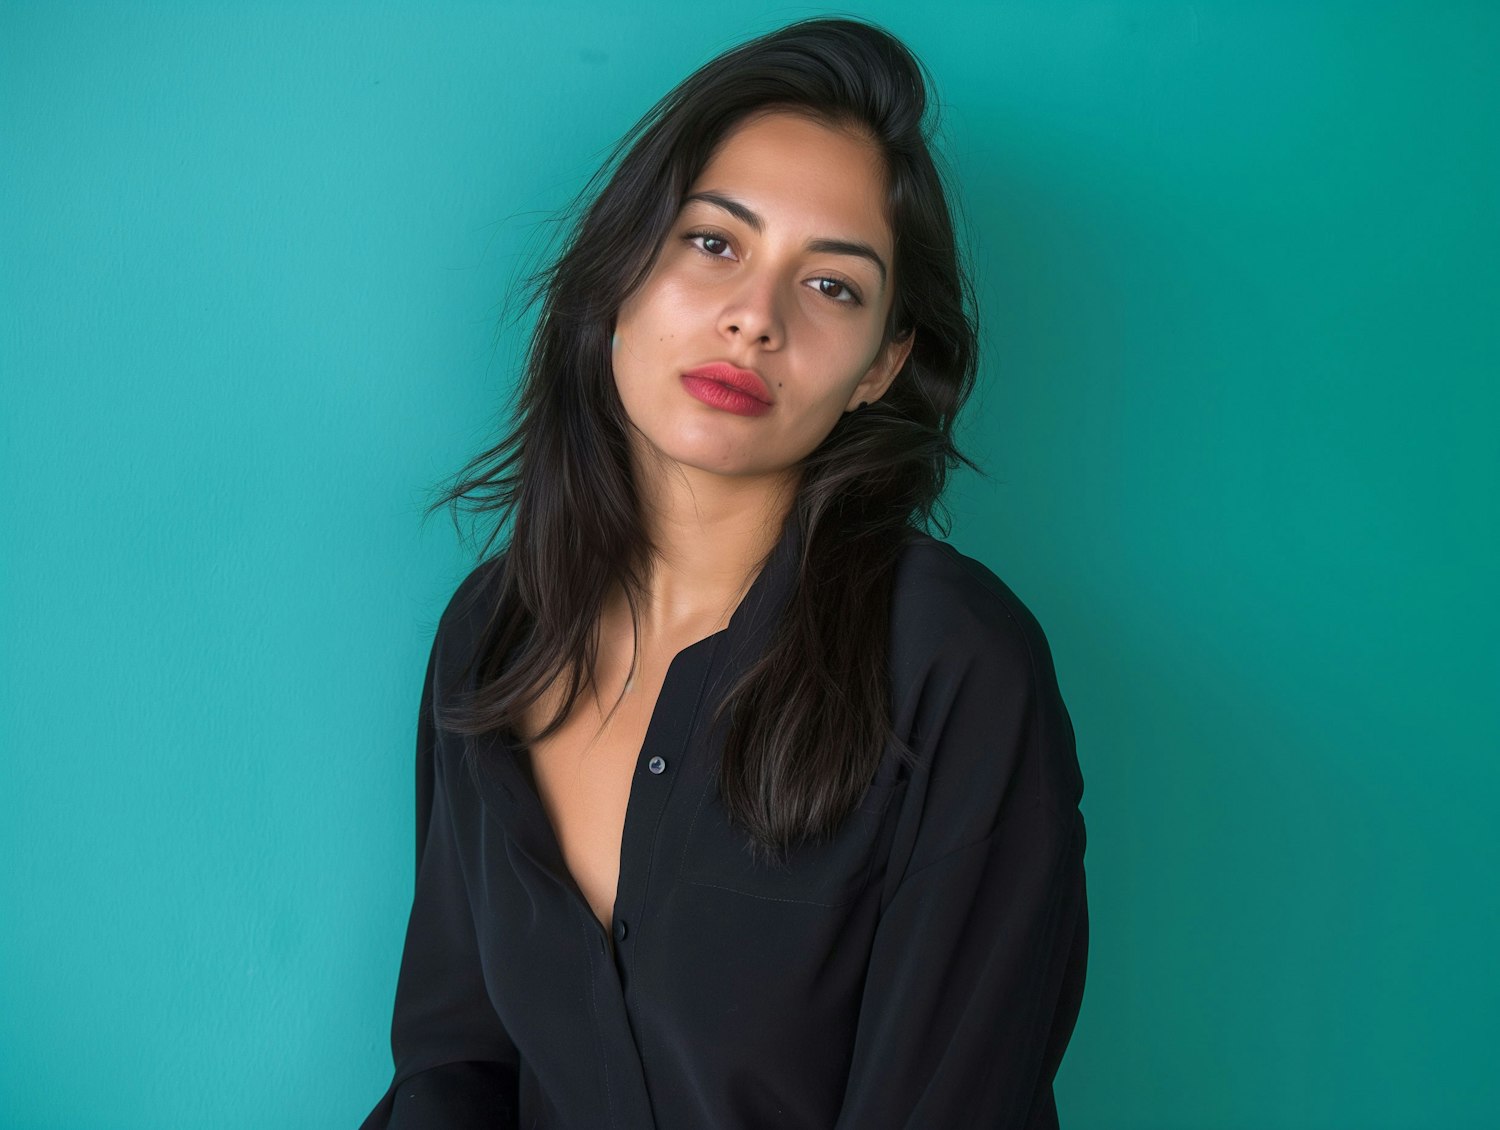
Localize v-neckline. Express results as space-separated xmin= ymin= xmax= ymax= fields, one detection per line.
xmin=466 ymin=513 xmax=804 ymax=951
xmin=506 ymin=627 xmax=727 ymax=944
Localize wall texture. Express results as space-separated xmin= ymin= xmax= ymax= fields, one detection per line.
xmin=2 ymin=2 xmax=1495 ymax=1127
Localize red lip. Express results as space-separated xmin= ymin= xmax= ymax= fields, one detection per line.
xmin=680 ymin=362 xmax=774 ymax=405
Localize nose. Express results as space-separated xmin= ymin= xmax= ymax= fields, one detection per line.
xmin=718 ymin=270 xmax=785 ymax=349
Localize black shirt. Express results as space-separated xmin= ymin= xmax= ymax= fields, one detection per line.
xmin=359 ymin=517 xmax=1088 ymax=1129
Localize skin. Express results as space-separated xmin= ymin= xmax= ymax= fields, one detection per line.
xmin=605 ymin=108 xmax=916 ymax=655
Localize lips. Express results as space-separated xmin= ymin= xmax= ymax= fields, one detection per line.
xmin=680 ymin=362 xmax=774 ymax=405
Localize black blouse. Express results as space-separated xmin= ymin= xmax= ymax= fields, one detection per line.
xmin=359 ymin=517 xmax=1088 ymax=1129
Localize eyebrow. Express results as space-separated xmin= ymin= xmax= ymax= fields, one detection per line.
xmin=682 ymin=191 xmax=888 ymax=290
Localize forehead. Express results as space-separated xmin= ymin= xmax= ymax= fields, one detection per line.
xmin=685 ymin=111 xmax=892 ymax=255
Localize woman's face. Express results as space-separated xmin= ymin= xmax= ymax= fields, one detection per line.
xmin=611 ymin=109 xmax=914 ymax=482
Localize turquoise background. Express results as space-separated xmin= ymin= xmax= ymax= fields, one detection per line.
xmin=2 ymin=2 xmax=1495 ymax=1127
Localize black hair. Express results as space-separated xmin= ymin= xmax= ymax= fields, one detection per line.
xmin=424 ymin=15 xmax=982 ymax=866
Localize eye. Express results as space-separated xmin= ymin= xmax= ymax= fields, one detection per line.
xmin=681 ymin=229 xmax=865 ymax=307
xmin=687 ymin=229 xmax=732 ymax=258
xmin=812 ymin=277 xmax=862 ymax=305
xmin=683 ymin=229 xmax=734 ymax=260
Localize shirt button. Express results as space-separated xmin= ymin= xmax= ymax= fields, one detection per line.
xmin=648 ymin=756 xmax=666 ymax=774
xmin=613 ymin=918 xmax=628 ymax=942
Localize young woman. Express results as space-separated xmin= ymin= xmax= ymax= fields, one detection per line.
xmin=360 ymin=16 xmax=1087 ymax=1129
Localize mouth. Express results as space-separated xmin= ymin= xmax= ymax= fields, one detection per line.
xmin=679 ymin=372 xmax=774 ymax=417
xmin=680 ymin=362 xmax=774 ymax=405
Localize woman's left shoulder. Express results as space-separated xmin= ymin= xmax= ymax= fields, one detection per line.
xmin=886 ymin=531 xmax=1083 ymax=834
xmin=888 ymin=530 xmax=1061 ymax=683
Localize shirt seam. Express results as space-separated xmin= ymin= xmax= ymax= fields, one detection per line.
xmin=895 ymin=797 xmax=1080 ymax=890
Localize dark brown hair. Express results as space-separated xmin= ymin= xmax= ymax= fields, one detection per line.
xmin=424 ymin=15 xmax=982 ymax=866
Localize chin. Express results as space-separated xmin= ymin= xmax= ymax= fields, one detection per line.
xmin=638 ymin=424 xmax=765 ymax=475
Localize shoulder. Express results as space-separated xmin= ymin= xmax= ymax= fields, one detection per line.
xmin=888 ymin=531 xmax=1060 ymax=692
xmin=885 ymin=531 xmax=1081 ymax=818
xmin=429 ymin=550 xmax=511 ymax=695
xmin=441 ymin=551 xmax=509 ymax=632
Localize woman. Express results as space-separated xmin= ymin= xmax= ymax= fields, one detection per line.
xmin=360 ymin=16 xmax=1087 ymax=1129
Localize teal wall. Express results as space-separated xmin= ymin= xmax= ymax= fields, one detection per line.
xmin=2 ymin=2 xmax=1495 ymax=1127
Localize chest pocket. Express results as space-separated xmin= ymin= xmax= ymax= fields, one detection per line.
xmin=676 ymin=769 xmax=905 ymax=907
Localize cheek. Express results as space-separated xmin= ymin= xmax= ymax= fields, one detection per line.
xmin=617 ymin=272 xmax=692 ymax=338
xmin=776 ymin=386 xmax=855 ymax=452
xmin=612 ymin=283 xmax=708 ymax=400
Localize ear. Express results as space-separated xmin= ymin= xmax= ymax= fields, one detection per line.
xmin=845 ymin=327 xmax=916 ymax=412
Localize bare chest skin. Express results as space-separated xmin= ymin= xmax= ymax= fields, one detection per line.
xmin=518 ymin=627 xmax=707 ymax=938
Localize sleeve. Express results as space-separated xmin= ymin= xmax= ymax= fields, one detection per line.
xmin=358 ymin=617 xmax=521 ymax=1130
xmin=831 ymin=602 xmax=1089 ymax=1130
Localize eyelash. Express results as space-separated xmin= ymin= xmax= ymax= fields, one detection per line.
xmin=681 ymin=228 xmax=865 ymax=307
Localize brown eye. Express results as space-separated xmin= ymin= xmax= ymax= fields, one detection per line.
xmin=684 ymin=230 xmax=733 ymax=258
xmin=683 ymin=229 xmax=864 ymax=308
xmin=813 ymin=277 xmax=863 ymax=306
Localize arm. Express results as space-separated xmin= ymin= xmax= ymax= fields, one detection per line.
xmin=832 ymin=601 xmax=1089 ymax=1130
xmin=359 ymin=620 xmax=520 ymax=1129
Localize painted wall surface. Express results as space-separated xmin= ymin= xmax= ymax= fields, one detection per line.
xmin=2 ymin=2 xmax=1494 ymax=1127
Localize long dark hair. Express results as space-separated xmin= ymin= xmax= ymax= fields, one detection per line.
xmin=425 ymin=16 xmax=982 ymax=866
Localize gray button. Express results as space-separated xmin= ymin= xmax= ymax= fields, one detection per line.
xmin=613 ymin=918 xmax=628 ymax=942
xmin=648 ymin=756 xmax=666 ymax=774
